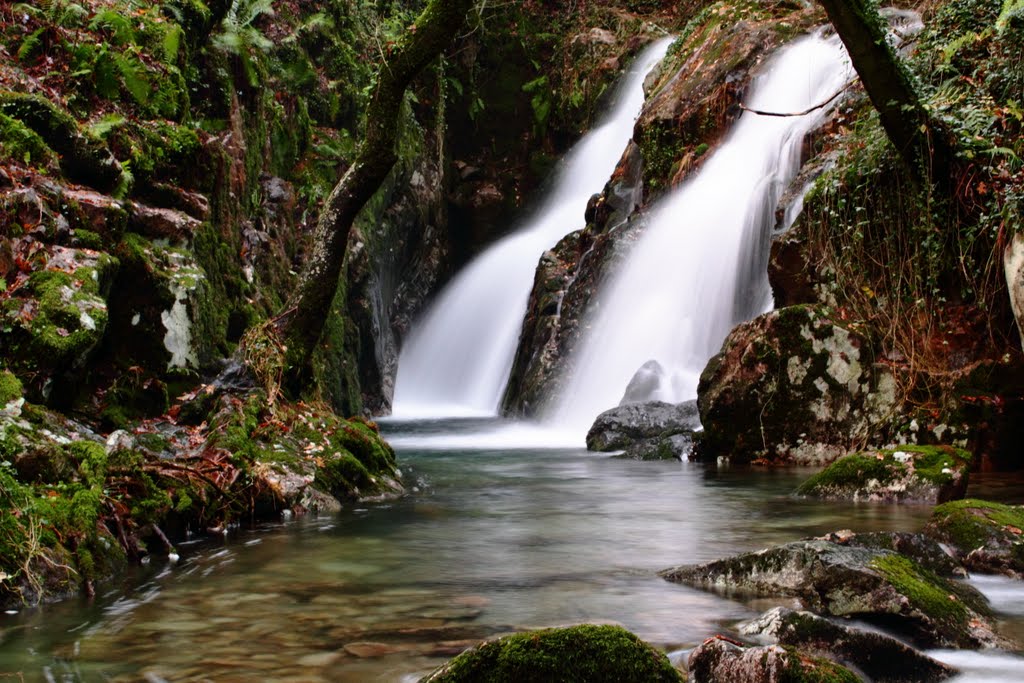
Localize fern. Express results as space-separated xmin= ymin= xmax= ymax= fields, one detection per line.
xmin=16 ymin=27 xmax=46 ymax=63
xmin=998 ymin=0 xmax=1024 ymax=30
xmin=162 ymin=24 xmax=184 ymax=64
xmin=86 ymin=114 xmax=127 ymax=140
xmin=93 ymin=48 xmax=121 ymax=99
xmin=90 ymin=9 xmax=136 ymax=45
xmin=115 ymin=51 xmax=152 ymax=105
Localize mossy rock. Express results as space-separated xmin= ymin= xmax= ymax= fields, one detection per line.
xmin=925 ymin=499 xmax=1024 ymax=577
xmin=795 ymin=445 xmax=971 ymax=503
xmin=421 ymin=624 xmax=682 ymax=682
xmin=0 ymin=370 xmax=23 ymax=406
xmin=688 ymin=636 xmax=859 ymax=683
xmin=661 ymin=538 xmax=1004 ymax=649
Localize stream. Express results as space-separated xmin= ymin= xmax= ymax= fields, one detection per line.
xmin=1 ymin=418 xmax=1022 ymax=681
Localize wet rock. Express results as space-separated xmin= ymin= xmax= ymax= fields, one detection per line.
xmin=795 ymin=445 xmax=971 ymax=504
xmin=612 ymin=432 xmax=694 ymax=461
xmin=737 ymin=608 xmax=956 ymax=683
xmin=420 ymin=624 xmax=682 ymax=682
xmin=586 ymin=400 xmax=700 ymax=452
xmin=688 ymin=636 xmax=859 ymax=683
xmin=817 ymin=530 xmax=966 ymax=578
xmin=620 ymin=360 xmax=667 ymax=404
xmin=924 ymin=499 xmax=1024 ymax=578
xmin=660 ymin=538 xmax=1004 ymax=649
xmin=697 ymin=305 xmax=900 ymax=465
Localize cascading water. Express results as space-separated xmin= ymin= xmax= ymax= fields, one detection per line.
xmin=391 ymin=37 xmax=673 ymax=419
xmin=548 ymin=29 xmax=856 ymax=433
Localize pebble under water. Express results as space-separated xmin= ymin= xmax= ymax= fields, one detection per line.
xmin=0 ymin=418 xmax=1022 ymax=681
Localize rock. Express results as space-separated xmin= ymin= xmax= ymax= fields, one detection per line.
xmin=613 ymin=432 xmax=694 ymax=461
xmin=697 ymin=305 xmax=900 ymax=465
xmin=586 ymin=400 xmax=700 ymax=452
xmin=419 ymin=624 xmax=682 ymax=682
xmin=817 ymin=530 xmax=966 ymax=578
xmin=660 ymin=538 xmax=1005 ymax=649
xmin=795 ymin=445 xmax=971 ymax=503
xmin=128 ymin=202 xmax=202 ymax=244
xmin=924 ymin=499 xmax=1024 ymax=578
xmin=620 ymin=360 xmax=667 ymax=404
xmin=738 ymin=607 xmax=956 ymax=683
xmin=688 ymin=636 xmax=859 ymax=683
xmin=0 ymin=245 xmax=117 ymax=402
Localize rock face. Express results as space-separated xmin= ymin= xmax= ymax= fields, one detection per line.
xmin=925 ymin=499 xmax=1024 ymax=578
xmin=660 ymin=538 xmax=1004 ymax=649
xmin=795 ymin=445 xmax=971 ymax=503
xmin=688 ymin=636 xmax=859 ymax=683
xmin=738 ymin=607 xmax=956 ymax=683
xmin=420 ymin=624 xmax=682 ymax=682
xmin=697 ymin=305 xmax=899 ymax=464
xmin=586 ymin=400 xmax=700 ymax=460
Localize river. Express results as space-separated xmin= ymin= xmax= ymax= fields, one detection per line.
xmin=1 ymin=418 xmax=1021 ymax=681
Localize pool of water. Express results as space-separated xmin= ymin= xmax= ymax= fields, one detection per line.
xmin=0 ymin=418 xmax=1022 ymax=681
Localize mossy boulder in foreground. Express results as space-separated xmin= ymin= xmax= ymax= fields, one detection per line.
xmin=925 ymin=499 xmax=1024 ymax=578
xmin=795 ymin=445 xmax=971 ymax=503
xmin=660 ymin=537 xmax=1006 ymax=649
xmin=688 ymin=636 xmax=859 ymax=683
xmin=420 ymin=624 xmax=682 ymax=682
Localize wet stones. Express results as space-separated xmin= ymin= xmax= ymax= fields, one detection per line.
xmin=925 ymin=499 xmax=1024 ymax=578
xmin=586 ymin=400 xmax=700 ymax=460
xmin=688 ymin=636 xmax=860 ymax=683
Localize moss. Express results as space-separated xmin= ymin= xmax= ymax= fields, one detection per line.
xmin=335 ymin=419 xmax=397 ymax=475
xmin=68 ymin=441 xmax=108 ymax=487
xmin=0 ymin=370 xmax=23 ymax=405
xmin=870 ymin=554 xmax=975 ymax=629
xmin=780 ymin=646 xmax=859 ymax=683
xmin=426 ymin=624 xmax=682 ymax=683
xmin=897 ymin=444 xmax=971 ymax=484
xmin=315 ymin=451 xmax=373 ymax=498
xmin=0 ymin=111 xmax=57 ymax=168
xmin=929 ymin=498 xmax=1024 ymax=551
xmin=796 ymin=453 xmax=893 ymax=494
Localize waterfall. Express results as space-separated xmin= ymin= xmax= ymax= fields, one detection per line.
xmin=547 ymin=29 xmax=855 ymax=433
xmin=392 ymin=37 xmax=673 ymax=419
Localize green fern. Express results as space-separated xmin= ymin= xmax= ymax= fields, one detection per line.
xmin=86 ymin=114 xmax=127 ymax=140
xmin=162 ymin=24 xmax=184 ymax=64
xmin=115 ymin=51 xmax=152 ymax=105
xmin=93 ymin=48 xmax=121 ymax=100
xmin=89 ymin=9 xmax=136 ymax=45
xmin=998 ymin=0 xmax=1024 ymax=30
xmin=16 ymin=27 xmax=46 ymax=63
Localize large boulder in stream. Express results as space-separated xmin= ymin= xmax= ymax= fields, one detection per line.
xmin=697 ymin=305 xmax=900 ymax=465
xmin=660 ymin=536 xmax=1007 ymax=649
xmin=795 ymin=445 xmax=972 ymax=504
xmin=925 ymin=499 xmax=1024 ymax=578
xmin=737 ymin=607 xmax=957 ymax=683
xmin=420 ymin=624 xmax=682 ymax=682
xmin=586 ymin=400 xmax=700 ymax=460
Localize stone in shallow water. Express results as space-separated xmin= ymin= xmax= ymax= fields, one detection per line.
xmin=343 ymin=641 xmax=409 ymax=658
xmin=586 ymin=400 xmax=700 ymax=452
xmin=688 ymin=636 xmax=859 ymax=683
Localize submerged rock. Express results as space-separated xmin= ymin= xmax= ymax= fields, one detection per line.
xmin=420 ymin=624 xmax=682 ymax=682
xmin=925 ymin=499 xmax=1024 ymax=578
xmin=795 ymin=445 xmax=971 ymax=503
xmin=738 ymin=607 xmax=957 ymax=683
xmin=688 ymin=636 xmax=859 ymax=683
xmin=660 ymin=538 xmax=1004 ymax=649
xmin=697 ymin=305 xmax=899 ymax=465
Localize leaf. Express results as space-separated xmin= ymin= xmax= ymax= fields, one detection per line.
xmin=115 ymin=52 xmax=152 ymax=105
xmin=16 ymin=27 xmax=46 ymax=63
xmin=162 ymin=24 xmax=183 ymax=64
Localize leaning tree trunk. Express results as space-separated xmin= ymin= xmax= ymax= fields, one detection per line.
xmin=817 ymin=0 xmax=952 ymax=185
xmin=275 ymin=0 xmax=474 ymax=391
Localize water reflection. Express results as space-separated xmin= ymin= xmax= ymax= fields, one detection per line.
xmin=0 ymin=419 xmax=1021 ymax=681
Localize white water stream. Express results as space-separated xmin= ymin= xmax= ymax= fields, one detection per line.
xmin=391 ymin=37 xmax=673 ymax=419
xmin=547 ymin=29 xmax=855 ymax=433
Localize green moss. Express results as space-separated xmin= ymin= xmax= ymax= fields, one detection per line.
xmin=929 ymin=498 xmax=1024 ymax=551
xmin=426 ymin=624 xmax=682 ymax=683
xmin=796 ymin=454 xmax=893 ymax=494
xmin=0 ymin=370 xmax=23 ymax=405
xmin=68 ymin=441 xmax=107 ymax=487
xmin=870 ymin=554 xmax=974 ymax=628
xmin=896 ymin=444 xmax=971 ymax=484
xmin=0 ymin=111 xmax=57 ymax=168
xmin=780 ymin=646 xmax=859 ymax=683
xmin=315 ymin=451 xmax=373 ymax=498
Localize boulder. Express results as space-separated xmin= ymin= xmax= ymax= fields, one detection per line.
xmin=688 ymin=636 xmax=859 ymax=683
xmin=738 ymin=607 xmax=956 ymax=683
xmin=620 ymin=360 xmax=668 ymax=404
xmin=420 ymin=624 xmax=682 ymax=682
xmin=660 ymin=538 xmax=1005 ymax=649
xmin=816 ymin=529 xmax=966 ymax=578
xmin=586 ymin=400 xmax=700 ymax=452
xmin=924 ymin=499 xmax=1024 ymax=578
xmin=697 ymin=305 xmax=900 ymax=465
xmin=795 ymin=445 xmax=971 ymax=504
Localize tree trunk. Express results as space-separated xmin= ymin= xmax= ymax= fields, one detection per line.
xmin=275 ymin=0 xmax=474 ymax=392
xmin=817 ymin=0 xmax=951 ymax=183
